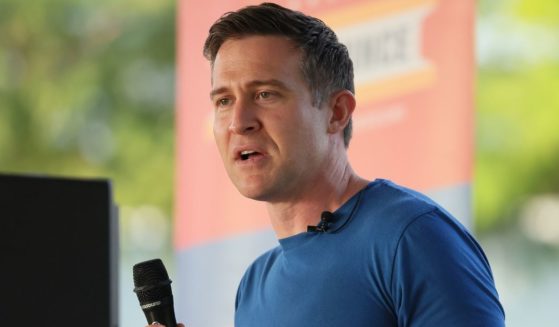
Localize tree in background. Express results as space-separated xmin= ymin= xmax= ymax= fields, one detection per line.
xmin=1 ymin=0 xmax=558 ymax=239
xmin=0 ymin=0 xmax=176 ymax=221
xmin=476 ymin=0 xmax=559 ymax=235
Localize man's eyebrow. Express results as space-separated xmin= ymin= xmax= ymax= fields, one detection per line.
xmin=246 ymin=79 xmax=289 ymax=90
xmin=210 ymin=87 xmax=228 ymax=99
xmin=209 ymin=79 xmax=290 ymax=99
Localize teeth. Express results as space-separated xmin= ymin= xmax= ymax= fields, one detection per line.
xmin=240 ymin=150 xmax=256 ymax=160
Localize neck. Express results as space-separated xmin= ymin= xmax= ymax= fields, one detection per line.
xmin=266 ymin=159 xmax=368 ymax=239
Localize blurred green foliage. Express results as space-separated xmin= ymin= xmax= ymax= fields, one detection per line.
xmin=1 ymin=0 xmax=557 ymax=234
xmin=0 ymin=0 xmax=176 ymax=214
xmin=475 ymin=0 xmax=559 ymax=231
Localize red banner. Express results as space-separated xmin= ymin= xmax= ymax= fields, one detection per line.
xmin=175 ymin=0 xmax=474 ymax=250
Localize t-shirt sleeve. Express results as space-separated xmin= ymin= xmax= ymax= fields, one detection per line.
xmin=235 ymin=273 xmax=247 ymax=311
xmin=390 ymin=209 xmax=505 ymax=327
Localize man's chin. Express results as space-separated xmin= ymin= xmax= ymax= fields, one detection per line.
xmin=237 ymin=188 xmax=270 ymax=202
xmin=235 ymin=183 xmax=274 ymax=202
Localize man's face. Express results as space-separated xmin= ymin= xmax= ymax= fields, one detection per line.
xmin=210 ymin=36 xmax=331 ymax=202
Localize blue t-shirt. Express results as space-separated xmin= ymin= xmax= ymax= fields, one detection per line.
xmin=234 ymin=180 xmax=505 ymax=326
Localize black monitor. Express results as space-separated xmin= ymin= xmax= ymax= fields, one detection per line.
xmin=0 ymin=173 xmax=119 ymax=326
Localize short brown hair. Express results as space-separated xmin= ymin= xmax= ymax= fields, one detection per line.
xmin=203 ymin=2 xmax=354 ymax=147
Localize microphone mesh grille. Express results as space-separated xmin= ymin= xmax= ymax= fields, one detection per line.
xmin=133 ymin=258 xmax=172 ymax=304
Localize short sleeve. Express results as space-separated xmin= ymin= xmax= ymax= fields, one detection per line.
xmin=390 ymin=209 xmax=505 ymax=327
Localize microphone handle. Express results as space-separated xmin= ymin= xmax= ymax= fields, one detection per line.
xmin=142 ymin=296 xmax=177 ymax=327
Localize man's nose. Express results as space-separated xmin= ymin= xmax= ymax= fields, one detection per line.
xmin=228 ymin=99 xmax=261 ymax=134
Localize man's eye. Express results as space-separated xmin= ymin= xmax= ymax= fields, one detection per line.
xmin=256 ymin=92 xmax=272 ymax=100
xmin=217 ymin=98 xmax=231 ymax=107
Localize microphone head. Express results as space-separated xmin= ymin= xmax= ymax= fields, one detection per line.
xmin=133 ymin=258 xmax=173 ymax=305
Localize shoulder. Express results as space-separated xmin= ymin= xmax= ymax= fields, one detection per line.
xmin=368 ymin=180 xmax=482 ymax=263
xmin=355 ymin=179 xmax=456 ymax=237
xmin=364 ymin=179 xmax=441 ymax=216
xmin=390 ymin=209 xmax=505 ymax=325
xmin=361 ymin=182 xmax=506 ymax=325
xmin=361 ymin=180 xmax=490 ymax=280
xmin=394 ymin=208 xmax=488 ymax=270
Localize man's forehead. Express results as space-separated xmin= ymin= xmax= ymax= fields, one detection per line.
xmin=210 ymin=36 xmax=304 ymax=87
xmin=213 ymin=36 xmax=300 ymax=68
xmin=219 ymin=35 xmax=298 ymax=51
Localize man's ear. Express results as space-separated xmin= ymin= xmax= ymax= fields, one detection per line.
xmin=327 ymin=90 xmax=356 ymax=134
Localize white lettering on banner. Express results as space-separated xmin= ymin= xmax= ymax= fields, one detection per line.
xmin=336 ymin=4 xmax=434 ymax=85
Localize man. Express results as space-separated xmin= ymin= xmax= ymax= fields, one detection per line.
xmin=160 ymin=2 xmax=505 ymax=326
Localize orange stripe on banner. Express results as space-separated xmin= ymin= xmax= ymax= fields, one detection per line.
xmin=321 ymin=0 xmax=438 ymax=27
xmin=356 ymin=65 xmax=436 ymax=104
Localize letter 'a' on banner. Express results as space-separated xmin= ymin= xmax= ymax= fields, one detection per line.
xmin=174 ymin=1 xmax=474 ymax=325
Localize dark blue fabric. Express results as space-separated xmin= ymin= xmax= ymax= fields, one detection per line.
xmin=234 ymin=180 xmax=505 ymax=326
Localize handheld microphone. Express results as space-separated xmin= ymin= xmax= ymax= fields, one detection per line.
xmin=133 ymin=258 xmax=178 ymax=327
xmin=307 ymin=211 xmax=335 ymax=232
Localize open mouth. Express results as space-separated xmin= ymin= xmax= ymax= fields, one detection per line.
xmin=240 ymin=150 xmax=260 ymax=161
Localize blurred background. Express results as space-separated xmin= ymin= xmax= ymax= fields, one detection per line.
xmin=1 ymin=0 xmax=558 ymax=326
